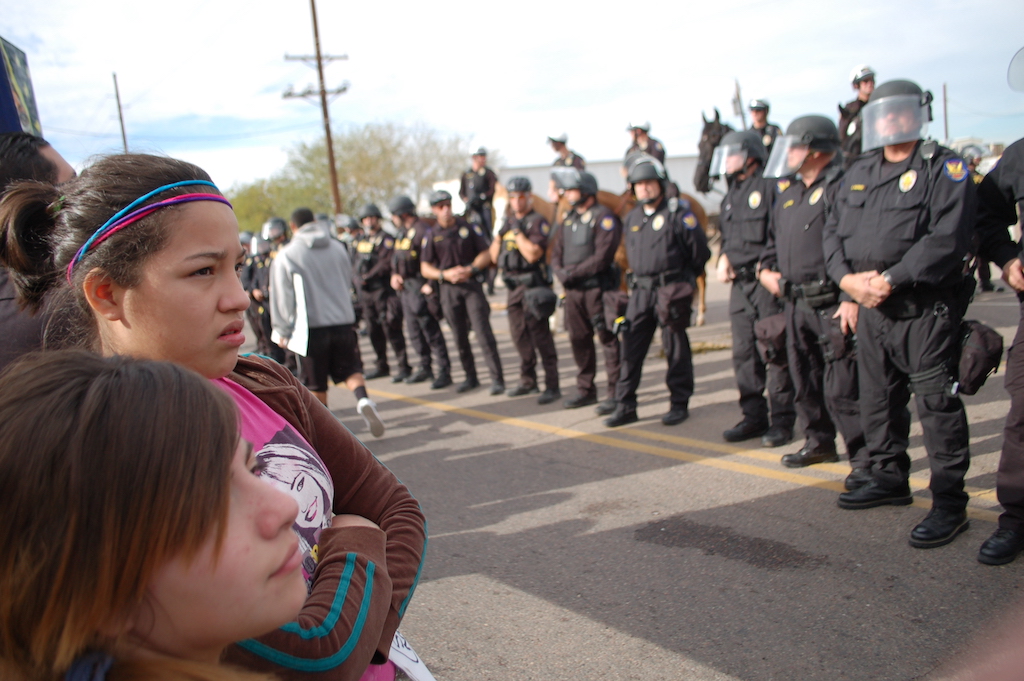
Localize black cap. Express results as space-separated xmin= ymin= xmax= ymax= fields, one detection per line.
xmin=506 ymin=176 xmax=532 ymax=193
xmin=429 ymin=189 xmax=452 ymax=206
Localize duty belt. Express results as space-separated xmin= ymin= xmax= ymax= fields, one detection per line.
xmin=361 ymin=277 xmax=386 ymax=292
xmin=733 ymin=265 xmax=758 ymax=283
xmin=403 ymin=276 xmax=426 ymax=292
xmin=629 ymin=268 xmax=687 ymax=291
xmin=503 ymin=270 xmax=544 ymax=290
xmin=787 ymin=279 xmax=839 ymax=309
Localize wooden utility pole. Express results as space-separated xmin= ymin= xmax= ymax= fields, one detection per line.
xmin=112 ymin=72 xmax=128 ymax=152
xmin=284 ymin=0 xmax=349 ymax=216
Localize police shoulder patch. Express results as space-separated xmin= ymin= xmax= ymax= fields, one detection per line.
xmin=472 ymin=224 xmax=483 ymax=236
xmin=384 ymin=237 xmax=394 ymax=248
xmin=777 ymin=179 xmax=791 ymax=193
xmin=943 ymin=159 xmax=968 ymax=182
xmin=601 ymin=215 xmax=615 ymax=231
xmin=682 ymin=213 xmax=698 ymax=229
xmin=541 ymin=222 xmax=550 ymax=235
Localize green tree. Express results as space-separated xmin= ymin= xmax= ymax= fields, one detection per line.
xmin=228 ymin=122 xmax=471 ymax=233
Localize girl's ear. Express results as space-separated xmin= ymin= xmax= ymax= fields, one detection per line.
xmin=82 ymin=269 xmax=127 ymax=322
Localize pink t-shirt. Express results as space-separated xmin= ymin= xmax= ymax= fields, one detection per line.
xmin=214 ymin=378 xmax=334 ymax=588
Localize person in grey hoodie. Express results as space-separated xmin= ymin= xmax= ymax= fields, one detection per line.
xmin=270 ymin=207 xmax=385 ymax=437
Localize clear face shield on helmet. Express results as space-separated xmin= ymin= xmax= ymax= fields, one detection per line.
xmin=764 ymin=136 xmax=811 ymax=179
xmin=709 ymin=143 xmax=748 ymax=178
xmin=861 ymin=93 xmax=931 ymax=151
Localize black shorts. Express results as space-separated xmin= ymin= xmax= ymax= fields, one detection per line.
xmin=298 ymin=324 xmax=363 ymax=392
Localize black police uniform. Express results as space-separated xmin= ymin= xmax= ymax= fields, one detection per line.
xmin=760 ymin=171 xmax=868 ymax=468
xmin=421 ymin=217 xmax=504 ymax=387
xmin=624 ymin=138 xmax=666 ymax=165
xmin=497 ymin=210 xmax=559 ymax=394
xmin=721 ymin=169 xmax=796 ymax=432
xmin=974 ymin=138 xmax=1024 ymax=539
xmin=393 ymin=219 xmax=451 ymax=379
xmin=550 ymin=203 xmax=623 ymax=403
xmin=459 ymin=166 xmax=498 ymax=237
xmin=553 ymin=151 xmax=586 ymax=170
xmin=753 ymin=124 xmax=783 ymax=156
xmin=354 ymin=229 xmax=410 ymax=378
xmin=838 ymin=98 xmax=867 ymax=169
xmin=616 ymin=196 xmax=710 ymax=412
xmin=823 ymin=140 xmax=976 ymax=509
xmin=970 ymin=169 xmax=998 ymax=290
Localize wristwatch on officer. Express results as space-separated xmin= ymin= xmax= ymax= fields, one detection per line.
xmin=470 ymin=266 xmax=482 ymax=277
xmin=881 ymin=270 xmax=895 ymax=288
xmin=438 ymin=270 xmax=445 ymax=283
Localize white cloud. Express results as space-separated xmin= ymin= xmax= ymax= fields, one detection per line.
xmin=4 ymin=0 xmax=1023 ymax=186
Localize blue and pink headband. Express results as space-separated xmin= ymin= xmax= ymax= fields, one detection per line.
xmin=66 ymin=180 xmax=233 ymax=283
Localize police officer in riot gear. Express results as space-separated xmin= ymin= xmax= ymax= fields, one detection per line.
xmin=355 ymin=202 xmax=411 ymax=381
xmin=421 ymin=190 xmax=505 ymax=394
xmin=839 ymin=65 xmax=876 ymax=169
xmin=823 ymin=79 xmax=976 ymax=549
xmin=604 ymin=156 xmax=710 ymax=427
xmin=489 ymin=177 xmax=561 ymax=404
xmin=550 ymin=168 xmax=623 ymax=413
xmin=748 ymin=99 xmax=783 ymax=156
xmin=966 ymin=53 xmax=1024 ymax=564
xmin=713 ymin=130 xmax=796 ymax=446
xmin=388 ymin=195 xmax=453 ymax=390
xmin=759 ymin=116 xmax=869 ymax=484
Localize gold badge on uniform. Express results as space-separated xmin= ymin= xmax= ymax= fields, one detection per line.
xmin=763 ymin=134 xmax=772 ymax=148
xmin=899 ymin=170 xmax=917 ymax=193
xmin=777 ymin=179 xmax=791 ymax=193
xmin=652 ymin=215 xmax=665 ymax=231
xmin=748 ymin=191 xmax=762 ymax=209
xmin=809 ymin=187 xmax=824 ymax=205
xmin=458 ymin=227 xmax=469 ymax=238
xmin=581 ymin=210 xmax=592 ymax=224
xmin=850 ymin=184 xmax=865 ymax=191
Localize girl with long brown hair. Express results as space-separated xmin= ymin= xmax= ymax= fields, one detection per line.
xmin=0 ymin=154 xmax=427 ymax=681
xmin=0 ymin=351 xmax=308 ymax=681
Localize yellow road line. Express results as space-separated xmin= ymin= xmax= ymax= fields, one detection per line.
xmin=369 ymin=388 xmax=1000 ymax=523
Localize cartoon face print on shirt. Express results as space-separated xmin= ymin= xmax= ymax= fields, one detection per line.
xmin=256 ymin=429 xmax=334 ymax=588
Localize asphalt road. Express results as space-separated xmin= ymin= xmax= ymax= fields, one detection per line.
xmin=317 ymin=278 xmax=1023 ymax=681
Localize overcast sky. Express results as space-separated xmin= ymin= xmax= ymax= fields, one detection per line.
xmin=3 ymin=0 xmax=1023 ymax=191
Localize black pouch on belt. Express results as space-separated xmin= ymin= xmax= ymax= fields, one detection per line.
xmin=957 ymin=319 xmax=1004 ymax=395
xmin=655 ymin=280 xmax=695 ymax=332
xmin=523 ymin=286 xmax=558 ymax=320
xmin=754 ymin=312 xmax=788 ymax=366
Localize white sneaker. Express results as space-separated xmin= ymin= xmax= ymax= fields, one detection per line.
xmin=357 ymin=397 xmax=385 ymax=438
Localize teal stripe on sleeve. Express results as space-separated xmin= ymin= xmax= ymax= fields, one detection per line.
xmin=236 ymin=557 xmax=375 ymax=672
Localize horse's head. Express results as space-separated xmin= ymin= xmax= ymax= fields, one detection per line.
xmin=693 ymin=108 xmax=734 ymax=193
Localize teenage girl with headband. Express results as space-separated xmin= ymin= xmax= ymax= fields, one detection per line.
xmin=0 ymin=350 xmax=308 ymax=681
xmin=0 ymin=154 xmax=427 ymax=681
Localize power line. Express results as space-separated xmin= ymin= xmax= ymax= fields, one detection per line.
xmin=46 ymin=120 xmax=322 ymax=142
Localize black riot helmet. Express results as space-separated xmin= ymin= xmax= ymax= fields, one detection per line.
xmin=709 ymin=130 xmax=767 ymax=179
xmin=261 ymin=217 xmax=288 ymax=242
xmin=861 ymin=79 xmax=933 ymax=150
xmin=387 ymin=195 xmax=417 ymax=217
xmin=506 ymin=176 xmax=532 ymax=194
xmin=358 ymin=203 xmax=383 ymax=220
xmin=551 ymin=167 xmax=598 ymax=196
xmin=428 ymin=189 xmax=452 ymax=206
xmin=764 ymin=115 xmax=840 ymax=178
xmin=626 ymin=155 xmax=668 ymax=205
xmin=336 ymin=214 xmax=358 ymax=231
